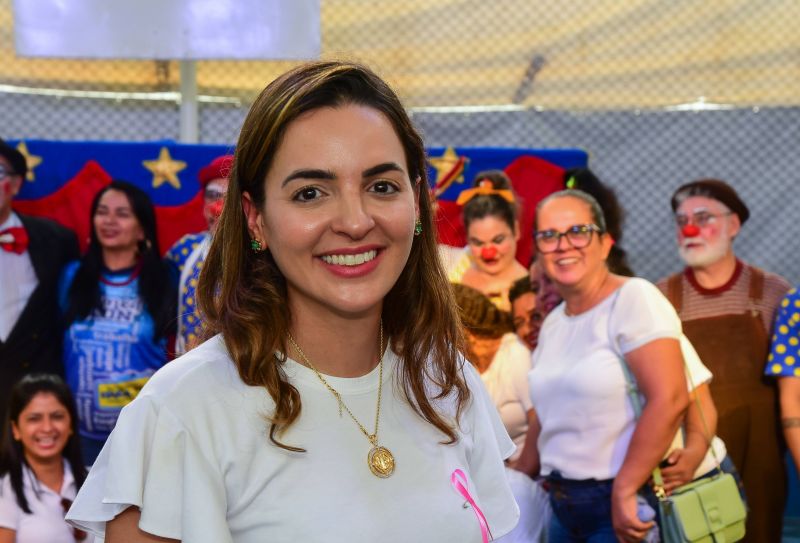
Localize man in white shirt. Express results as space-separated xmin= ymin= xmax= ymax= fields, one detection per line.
xmin=0 ymin=139 xmax=78 ymax=420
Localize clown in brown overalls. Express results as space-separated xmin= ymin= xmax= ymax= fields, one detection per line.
xmin=657 ymin=179 xmax=791 ymax=543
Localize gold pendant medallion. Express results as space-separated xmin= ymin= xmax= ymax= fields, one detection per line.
xmin=368 ymin=446 xmax=395 ymax=478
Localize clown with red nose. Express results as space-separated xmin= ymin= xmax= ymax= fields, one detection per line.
xmin=656 ymin=179 xmax=791 ymax=543
xmin=440 ymin=171 xmax=528 ymax=312
xmin=164 ymin=155 xmax=233 ymax=355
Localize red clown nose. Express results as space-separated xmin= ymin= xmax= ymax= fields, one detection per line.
xmin=682 ymin=224 xmax=700 ymax=238
xmin=209 ymin=199 xmax=225 ymax=219
xmin=480 ymin=246 xmax=498 ymax=260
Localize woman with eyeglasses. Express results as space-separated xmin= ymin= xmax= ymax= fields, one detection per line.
xmin=0 ymin=374 xmax=92 ymax=543
xmin=441 ymin=170 xmax=528 ymax=312
xmin=516 ymin=190 xmax=689 ymax=543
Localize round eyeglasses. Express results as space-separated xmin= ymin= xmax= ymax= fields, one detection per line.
xmin=674 ymin=210 xmax=732 ymax=229
xmin=204 ymin=188 xmax=226 ymax=201
xmin=534 ymin=224 xmax=603 ymax=254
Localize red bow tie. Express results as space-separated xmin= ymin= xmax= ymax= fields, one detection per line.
xmin=0 ymin=227 xmax=29 ymax=254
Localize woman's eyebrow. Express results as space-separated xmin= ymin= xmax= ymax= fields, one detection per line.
xmin=282 ymin=168 xmax=336 ymax=187
xmin=282 ymin=163 xmax=404 ymax=187
xmin=362 ymin=162 xmax=405 ymax=177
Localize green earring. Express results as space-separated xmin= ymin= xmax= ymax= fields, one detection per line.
xmin=250 ymin=238 xmax=263 ymax=252
xmin=414 ymin=219 xmax=423 ymax=237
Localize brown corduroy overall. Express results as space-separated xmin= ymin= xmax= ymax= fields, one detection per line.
xmin=666 ymin=269 xmax=786 ymax=543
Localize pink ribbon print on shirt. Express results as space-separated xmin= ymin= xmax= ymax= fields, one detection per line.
xmin=451 ymin=469 xmax=493 ymax=542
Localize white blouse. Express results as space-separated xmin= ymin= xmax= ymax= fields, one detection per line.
xmin=0 ymin=459 xmax=92 ymax=543
xmin=67 ymin=336 xmax=519 ymax=542
xmin=480 ymin=333 xmax=532 ymax=462
xmin=530 ymin=278 xmax=682 ymax=480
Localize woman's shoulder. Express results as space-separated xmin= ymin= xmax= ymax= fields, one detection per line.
xmin=614 ymin=277 xmax=674 ymax=309
xmin=611 ymin=277 xmax=682 ymax=349
xmin=618 ymin=276 xmax=662 ymax=296
xmin=0 ymin=470 xmax=16 ymax=505
xmin=497 ymin=333 xmax=531 ymax=359
xmin=491 ymin=334 xmax=531 ymax=376
xmin=0 ymin=470 xmax=10 ymax=488
xmin=137 ymin=335 xmax=248 ymax=413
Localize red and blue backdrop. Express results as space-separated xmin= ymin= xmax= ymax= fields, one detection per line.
xmin=9 ymin=139 xmax=587 ymax=264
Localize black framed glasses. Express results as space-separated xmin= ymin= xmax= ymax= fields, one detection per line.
xmin=674 ymin=210 xmax=732 ymax=228
xmin=534 ymin=224 xmax=603 ymax=254
xmin=204 ymin=188 xmax=225 ymax=201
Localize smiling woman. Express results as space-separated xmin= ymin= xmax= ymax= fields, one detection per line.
xmin=57 ymin=181 xmax=177 ymax=466
xmin=0 ymin=374 xmax=90 ymax=543
xmin=66 ymin=61 xmax=519 ymax=543
xmin=516 ymin=189 xmax=690 ymax=543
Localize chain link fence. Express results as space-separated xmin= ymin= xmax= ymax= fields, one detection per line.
xmin=1 ymin=0 xmax=799 ymax=283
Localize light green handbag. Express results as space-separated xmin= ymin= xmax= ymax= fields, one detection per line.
xmin=618 ymin=358 xmax=747 ymax=542
xmin=657 ymin=471 xmax=747 ymax=543
xmin=608 ymin=290 xmax=747 ymax=543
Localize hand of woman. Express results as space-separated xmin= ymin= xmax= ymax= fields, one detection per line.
xmin=611 ymin=490 xmax=654 ymax=543
xmin=660 ymin=382 xmax=716 ymax=493
xmin=660 ymin=445 xmax=704 ymax=493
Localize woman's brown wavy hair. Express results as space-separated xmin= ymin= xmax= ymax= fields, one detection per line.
xmin=197 ymin=60 xmax=470 ymax=451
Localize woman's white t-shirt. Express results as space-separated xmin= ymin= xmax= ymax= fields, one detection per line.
xmin=66 ymin=336 xmax=519 ymax=542
xmin=0 ymin=459 xmax=92 ymax=543
xmin=529 ymin=278 xmax=682 ymax=481
xmin=673 ymin=336 xmax=728 ymax=477
xmin=480 ymin=333 xmax=532 ymax=462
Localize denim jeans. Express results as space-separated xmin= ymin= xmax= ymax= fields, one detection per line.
xmin=546 ymin=472 xmax=618 ymax=543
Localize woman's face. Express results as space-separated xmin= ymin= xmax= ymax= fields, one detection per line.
xmin=535 ymin=196 xmax=611 ymax=289
xmin=467 ymin=215 xmax=518 ymax=275
xmin=12 ymin=392 xmax=72 ymax=464
xmin=246 ymin=104 xmax=419 ymax=320
xmin=93 ymin=189 xmax=145 ymax=252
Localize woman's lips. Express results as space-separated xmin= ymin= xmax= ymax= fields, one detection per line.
xmin=317 ymin=247 xmax=384 ymax=278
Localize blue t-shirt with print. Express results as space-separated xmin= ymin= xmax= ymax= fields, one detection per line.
xmin=59 ymin=261 xmax=168 ymax=440
xmin=766 ymin=286 xmax=800 ymax=377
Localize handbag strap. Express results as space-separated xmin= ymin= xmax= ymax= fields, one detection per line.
xmin=674 ymin=341 xmax=722 ymax=472
xmin=606 ymin=284 xmax=721 ymax=501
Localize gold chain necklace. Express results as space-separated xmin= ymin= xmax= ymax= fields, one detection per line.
xmin=286 ymin=321 xmax=395 ymax=478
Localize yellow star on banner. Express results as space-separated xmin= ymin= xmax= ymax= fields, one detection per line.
xmin=427 ymin=146 xmax=468 ymax=196
xmin=143 ymin=146 xmax=186 ymax=189
xmin=16 ymin=142 xmax=42 ymax=182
